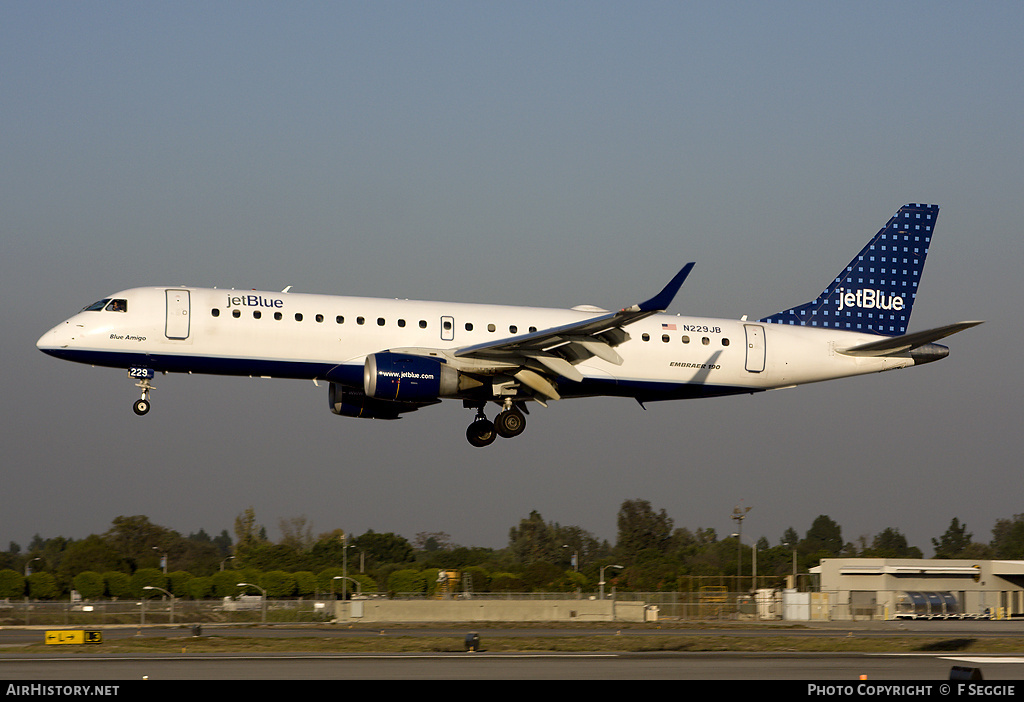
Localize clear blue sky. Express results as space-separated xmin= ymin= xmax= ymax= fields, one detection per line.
xmin=3 ymin=1 xmax=1021 ymax=555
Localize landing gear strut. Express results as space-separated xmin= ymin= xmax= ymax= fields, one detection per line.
xmin=133 ymin=377 xmax=154 ymax=416
xmin=465 ymin=402 xmax=528 ymax=447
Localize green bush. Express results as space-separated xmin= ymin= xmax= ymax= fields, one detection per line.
xmin=72 ymin=571 xmax=105 ymax=600
xmin=0 ymin=569 xmax=25 ymax=598
xmin=27 ymin=572 xmax=58 ymax=599
xmin=130 ymin=568 xmax=167 ymax=597
xmin=187 ymin=576 xmax=213 ymax=599
xmin=489 ymin=572 xmax=528 ymax=592
xmin=293 ymin=571 xmax=317 ymax=597
xmin=167 ymin=571 xmax=193 ymax=597
xmin=260 ymin=571 xmax=296 ymax=598
xmin=387 ymin=569 xmax=429 ymax=595
xmin=103 ymin=571 xmax=131 ymax=599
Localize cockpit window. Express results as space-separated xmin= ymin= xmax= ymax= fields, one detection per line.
xmin=83 ymin=299 xmax=110 ymax=312
xmin=82 ymin=298 xmax=127 ymax=312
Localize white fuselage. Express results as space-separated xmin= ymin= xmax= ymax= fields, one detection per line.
xmin=37 ymin=285 xmax=916 ymax=401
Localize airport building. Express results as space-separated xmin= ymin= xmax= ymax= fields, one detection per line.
xmin=807 ymin=558 xmax=1024 ymax=620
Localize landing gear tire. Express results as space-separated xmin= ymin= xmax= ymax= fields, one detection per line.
xmin=466 ymin=418 xmax=496 ymax=447
xmin=495 ymin=409 xmax=526 ymax=438
xmin=133 ymin=398 xmax=151 ymax=416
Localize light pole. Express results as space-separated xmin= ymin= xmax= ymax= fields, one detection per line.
xmin=237 ymin=582 xmax=267 ymax=624
xmin=731 ymin=504 xmax=751 ymax=582
xmin=333 ymin=575 xmax=361 ymax=597
xmin=220 ymin=556 xmax=235 ymax=571
xmin=152 ymin=547 xmax=167 ymax=574
xmin=783 ymin=541 xmax=798 ymax=587
xmin=142 ymin=585 xmax=175 ymax=624
xmin=562 ymin=544 xmax=579 ymax=572
xmin=599 ymin=564 xmax=623 ymax=600
xmin=730 ymin=533 xmax=757 ymax=592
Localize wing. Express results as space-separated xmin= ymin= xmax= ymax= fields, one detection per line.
xmin=446 ymin=263 xmax=695 ymax=401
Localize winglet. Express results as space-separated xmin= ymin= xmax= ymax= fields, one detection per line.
xmin=631 ymin=262 xmax=695 ymax=313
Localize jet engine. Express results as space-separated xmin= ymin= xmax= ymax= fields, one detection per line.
xmin=363 ymin=352 xmax=461 ymax=403
xmin=328 ymin=383 xmax=411 ymax=419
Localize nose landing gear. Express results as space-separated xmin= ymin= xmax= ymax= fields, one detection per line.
xmin=129 ymin=367 xmax=155 ymax=416
xmin=133 ymin=379 xmax=154 ymax=415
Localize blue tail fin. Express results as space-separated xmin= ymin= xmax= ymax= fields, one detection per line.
xmin=759 ymin=203 xmax=938 ymax=336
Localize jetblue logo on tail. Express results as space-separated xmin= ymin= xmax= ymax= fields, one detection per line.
xmin=759 ymin=203 xmax=937 ymax=336
xmin=836 ymin=288 xmax=906 ymax=312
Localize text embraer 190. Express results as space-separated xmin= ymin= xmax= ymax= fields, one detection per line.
xmin=37 ymin=203 xmax=982 ymax=447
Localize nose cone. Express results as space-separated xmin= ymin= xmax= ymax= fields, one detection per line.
xmin=37 ymin=321 xmax=75 ymax=357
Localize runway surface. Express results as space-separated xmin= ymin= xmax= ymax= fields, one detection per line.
xmin=3 ymin=621 xmax=1023 ymax=681
xmin=3 ymin=651 xmax=1024 ymax=681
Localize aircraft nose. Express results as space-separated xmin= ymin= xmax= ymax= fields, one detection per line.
xmin=36 ymin=321 xmax=73 ymax=355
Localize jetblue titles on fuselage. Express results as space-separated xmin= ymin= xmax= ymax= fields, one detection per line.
xmin=226 ymin=294 xmax=284 ymax=310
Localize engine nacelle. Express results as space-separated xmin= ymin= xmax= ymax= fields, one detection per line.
xmin=364 ymin=352 xmax=460 ymax=403
xmin=329 ymin=383 xmax=407 ymax=419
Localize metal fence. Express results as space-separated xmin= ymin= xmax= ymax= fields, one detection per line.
xmin=4 ymin=586 xmax=1011 ymax=626
xmin=0 ymin=599 xmax=337 ymax=627
xmin=1 ymin=590 xmax=798 ymax=626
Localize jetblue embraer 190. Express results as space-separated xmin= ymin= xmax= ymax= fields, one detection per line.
xmin=37 ymin=203 xmax=981 ymax=447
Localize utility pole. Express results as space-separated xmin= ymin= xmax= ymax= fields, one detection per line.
xmin=731 ymin=503 xmax=752 ymax=586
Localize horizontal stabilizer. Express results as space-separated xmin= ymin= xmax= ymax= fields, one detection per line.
xmin=838 ymin=321 xmax=983 ymax=357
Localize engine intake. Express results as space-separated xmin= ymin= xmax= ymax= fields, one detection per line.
xmin=364 ymin=352 xmax=460 ymax=402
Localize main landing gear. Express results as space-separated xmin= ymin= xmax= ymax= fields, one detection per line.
xmin=466 ymin=402 xmax=527 ymax=447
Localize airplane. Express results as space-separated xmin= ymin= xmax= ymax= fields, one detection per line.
xmin=37 ymin=203 xmax=981 ymax=447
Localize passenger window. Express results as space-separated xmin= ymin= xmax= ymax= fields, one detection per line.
xmin=487 ymin=324 xmax=496 ymax=332
xmin=681 ymin=335 xmax=690 ymax=344
xmin=509 ymin=325 xmax=518 ymax=334
xmin=211 ymin=309 xmax=220 ymax=317
xmin=465 ymin=322 xmax=474 ymax=331
xmin=315 ymin=314 xmax=324 ymax=323
xmin=377 ymin=318 xmax=385 ymax=326
xmin=419 ymin=320 xmax=427 ymax=329
xmin=253 ymin=311 xmax=261 ymax=319
xmin=702 ymin=337 xmax=710 ymax=345
xmin=274 ymin=312 xmax=282 ymax=320
xmin=662 ymin=334 xmax=670 ymax=343
xmin=357 ymin=317 xmax=365 ymax=325
xmin=722 ymin=338 xmax=730 ymax=346
xmin=295 ymin=313 xmax=303 ymax=322
xmin=336 ymin=316 xmax=344 ymax=324
xmin=642 ymin=333 xmax=650 ymax=342
xmin=398 ymin=319 xmax=406 ymax=327
xmin=232 ymin=309 xmax=241 ymax=318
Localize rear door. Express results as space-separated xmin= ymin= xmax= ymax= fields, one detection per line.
xmin=743 ymin=324 xmax=765 ymax=373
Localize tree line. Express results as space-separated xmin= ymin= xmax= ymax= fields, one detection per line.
xmin=2 ymin=503 xmax=1024 ymax=600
